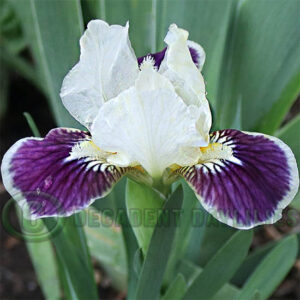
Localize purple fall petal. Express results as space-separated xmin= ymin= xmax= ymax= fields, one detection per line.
xmin=178 ymin=129 xmax=299 ymax=229
xmin=1 ymin=128 xmax=128 ymax=218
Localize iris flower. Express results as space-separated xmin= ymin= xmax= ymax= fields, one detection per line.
xmin=1 ymin=20 xmax=299 ymax=229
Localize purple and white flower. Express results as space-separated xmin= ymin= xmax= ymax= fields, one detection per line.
xmin=1 ymin=20 xmax=299 ymax=229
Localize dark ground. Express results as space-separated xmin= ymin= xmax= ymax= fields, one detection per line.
xmin=0 ymin=73 xmax=299 ymax=299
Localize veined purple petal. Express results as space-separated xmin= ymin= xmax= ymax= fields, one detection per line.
xmin=178 ymin=129 xmax=299 ymax=229
xmin=138 ymin=43 xmax=202 ymax=70
xmin=1 ymin=128 xmax=129 ymax=219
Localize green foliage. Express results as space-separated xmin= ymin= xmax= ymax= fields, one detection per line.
xmin=96 ymin=177 xmax=140 ymax=298
xmin=217 ymin=0 xmax=300 ymax=133
xmin=162 ymin=274 xmax=187 ymax=300
xmin=237 ymin=235 xmax=298 ymax=299
xmin=135 ymin=186 xmax=183 ymax=300
xmin=0 ymin=64 xmax=9 ymax=122
xmin=25 ymin=235 xmax=60 ymax=299
xmin=232 ymin=239 xmax=277 ymax=286
xmin=183 ymin=230 xmax=253 ymax=299
xmin=0 ymin=0 xmax=41 ymax=91
xmin=194 ymin=217 xmax=237 ymax=266
xmin=23 ymin=112 xmax=41 ymax=137
xmin=164 ymin=181 xmax=201 ymax=282
xmin=44 ymin=215 xmax=99 ymax=299
xmin=15 ymin=207 xmax=60 ymax=300
xmin=84 ymin=0 xmax=156 ymax=56
xmin=0 ymin=0 xmax=26 ymax=54
xmin=9 ymin=0 xmax=83 ymax=127
xmin=176 ymin=259 xmax=241 ymax=300
xmin=84 ymin=207 xmax=128 ymax=291
xmin=126 ymin=179 xmax=164 ymax=254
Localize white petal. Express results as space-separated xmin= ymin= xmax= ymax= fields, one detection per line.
xmin=137 ymin=57 xmax=175 ymax=92
xmin=196 ymin=100 xmax=212 ymax=144
xmin=91 ymin=65 xmax=207 ymax=178
xmin=159 ymin=24 xmax=206 ymax=105
xmin=60 ymin=20 xmax=139 ymax=129
xmin=159 ymin=24 xmax=211 ymax=139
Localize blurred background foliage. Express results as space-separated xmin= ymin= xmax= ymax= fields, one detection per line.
xmin=0 ymin=0 xmax=299 ymax=299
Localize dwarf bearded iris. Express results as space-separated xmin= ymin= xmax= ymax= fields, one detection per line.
xmin=1 ymin=20 xmax=299 ymax=229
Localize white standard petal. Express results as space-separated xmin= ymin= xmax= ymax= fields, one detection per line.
xmin=159 ymin=24 xmax=206 ymax=106
xmin=159 ymin=24 xmax=212 ymax=140
xmin=91 ymin=64 xmax=207 ymax=179
xmin=60 ymin=20 xmax=139 ymax=129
